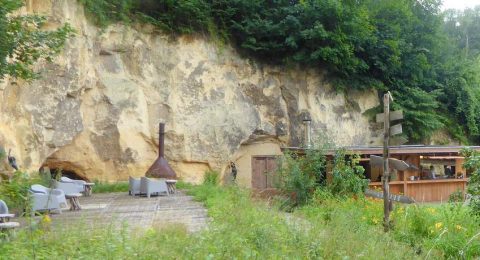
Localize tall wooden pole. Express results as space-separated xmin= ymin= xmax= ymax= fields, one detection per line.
xmin=382 ymin=93 xmax=391 ymax=232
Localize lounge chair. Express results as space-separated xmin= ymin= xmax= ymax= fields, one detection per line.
xmin=60 ymin=177 xmax=86 ymax=193
xmin=54 ymin=180 xmax=81 ymax=195
xmin=140 ymin=177 xmax=169 ymax=198
xmin=129 ymin=176 xmax=141 ymax=196
xmin=30 ymin=184 xmax=68 ymax=213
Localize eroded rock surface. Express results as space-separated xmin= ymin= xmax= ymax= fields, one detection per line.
xmin=0 ymin=0 xmax=381 ymax=182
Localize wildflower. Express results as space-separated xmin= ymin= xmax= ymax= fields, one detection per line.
xmin=427 ymin=208 xmax=436 ymax=214
xmin=435 ymin=222 xmax=443 ymax=230
xmin=455 ymin=225 xmax=463 ymax=231
xmin=372 ymin=217 xmax=379 ymax=224
xmin=41 ymin=214 xmax=52 ymax=224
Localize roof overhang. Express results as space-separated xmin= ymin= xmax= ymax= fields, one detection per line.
xmin=281 ymin=145 xmax=480 ymax=157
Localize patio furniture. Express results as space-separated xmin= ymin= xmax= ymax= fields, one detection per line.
xmin=65 ymin=193 xmax=82 ymax=211
xmin=0 ymin=200 xmax=19 ymax=233
xmin=129 ymin=176 xmax=141 ymax=196
xmin=83 ymin=182 xmax=95 ymax=197
xmin=166 ymin=179 xmax=178 ymax=194
xmin=140 ymin=177 xmax=169 ymax=198
xmin=60 ymin=176 xmax=86 ymax=193
xmin=54 ymin=180 xmax=81 ymax=195
xmin=30 ymin=184 xmax=68 ymax=213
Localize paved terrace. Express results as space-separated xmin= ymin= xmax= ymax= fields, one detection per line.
xmin=48 ymin=191 xmax=210 ymax=233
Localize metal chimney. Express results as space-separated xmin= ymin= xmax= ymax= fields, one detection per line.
xmin=302 ymin=114 xmax=312 ymax=148
xmin=145 ymin=123 xmax=177 ymax=179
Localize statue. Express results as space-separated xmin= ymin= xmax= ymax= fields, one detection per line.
xmin=8 ymin=149 xmax=18 ymax=171
xmin=230 ymin=161 xmax=237 ymax=181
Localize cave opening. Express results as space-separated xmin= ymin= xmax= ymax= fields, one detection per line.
xmin=40 ymin=159 xmax=88 ymax=181
xmin=47 ymin=168 xmax=85 ymax=181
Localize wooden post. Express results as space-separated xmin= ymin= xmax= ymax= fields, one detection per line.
xmin=382 ymin=93 xmax=391 ymax=232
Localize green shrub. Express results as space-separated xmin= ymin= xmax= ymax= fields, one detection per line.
xmin=202 ymin=170 xmax=219 ymax=186
xmin=448 ymin=189 xmax=464 ymax=203
xmin=461 ymin=148 xmax=480 ymax=215
xmin=329 ymin=149 xmax=368 ymax=197
xmin=276 ymin=149 xmax=327 ymax=209
xmin=78 ymin=0 xmax=133 ymax=28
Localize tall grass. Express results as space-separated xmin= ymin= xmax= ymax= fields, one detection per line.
xmin=1 ymin=184 xmax=434 ymax=259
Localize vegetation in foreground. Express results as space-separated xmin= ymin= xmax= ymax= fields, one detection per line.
xmin=1 ymin=179 xmax=478 ymax=259
xmin=0 ymin=184 xmax=420 ymax=259
xmin=1 ymin=148 xmax=479 ymax=258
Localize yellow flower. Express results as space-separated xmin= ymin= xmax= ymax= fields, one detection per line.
xmin=41 ymin=214 xmax=52 ymax=224
xmin=455 ymin=225 xmax=463 ymax=231
xmin=427 ymin=208 xmax=436 ymax=214
xmin=435 ymin=222 xmax=443 ymax=230
xmin=372 ymin=217 xmax=379 ymax=224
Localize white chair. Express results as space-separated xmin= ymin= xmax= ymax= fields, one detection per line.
xmin=60 ymin=177 xmax=86 ymax=193
xmin=54 ymin=180 xmax=80 ymax=195
xmin=140 ymin=177 xmax=169 ymax=198
xmin=129 ymin=176 xmax=141 ymax=196
xmin=30 ymin=184 xmax=68 ymax=213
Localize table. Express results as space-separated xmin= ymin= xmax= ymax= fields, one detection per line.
xmin=0 ymin=213 xmax=19 ymax=239
xmin=166 ymin=180 xmax=177 ymax=194
xmin=84 ymin=183 xmax=95 ymax=197
xmin=0 ymin=213 xmax=14 ymax=224
xmin=65 ymin=193 xmax=82 ymax=211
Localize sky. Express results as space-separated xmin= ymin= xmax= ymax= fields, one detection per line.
xmin=442 ymin=0 xmax=480 ymax=10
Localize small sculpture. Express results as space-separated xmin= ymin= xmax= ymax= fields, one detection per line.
xmin=8 ymin=149 xmax=18 ymax=171
xmin=230 ymin=162 xmax=237 ymax=181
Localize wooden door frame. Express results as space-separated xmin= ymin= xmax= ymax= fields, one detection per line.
xmin=251 ymin=156 xmax=277 ymax=189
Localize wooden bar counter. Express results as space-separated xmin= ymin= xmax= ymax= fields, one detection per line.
xmin=369 ymin=178 xmax=467 ymax=202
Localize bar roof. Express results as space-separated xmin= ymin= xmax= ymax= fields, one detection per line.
xmin=282 ymin=145 xmax=480 ymax=156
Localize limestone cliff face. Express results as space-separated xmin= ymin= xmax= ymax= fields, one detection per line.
xmin=0 ymin=0 xmax=381 ymax=183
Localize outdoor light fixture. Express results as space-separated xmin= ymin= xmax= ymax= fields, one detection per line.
xmin=302 ymin=113 xmax=312 ymax=149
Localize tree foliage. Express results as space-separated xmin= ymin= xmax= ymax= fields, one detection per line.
xmin=0 ymin=0 xmax=73 ymax=80
xmin=461 ymin=148 xmax=480 ymax=214
xmin=80 ymin=0 xmax=480 ymax=143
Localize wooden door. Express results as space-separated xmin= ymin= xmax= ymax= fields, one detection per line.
xmin=252 ymin=156 xmax=277 ymax=189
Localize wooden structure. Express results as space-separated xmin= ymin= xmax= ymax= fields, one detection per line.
xmin=282 ymin=145 xmax=480 ymax=202
xmin=251 ymin=156 xmax=277 ymax=189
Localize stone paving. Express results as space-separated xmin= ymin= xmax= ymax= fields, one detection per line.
xmin=49 ymin=191 xmax=210 ymax=233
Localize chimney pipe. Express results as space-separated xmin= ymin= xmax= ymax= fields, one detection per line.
xmin=159 ymin=123 xmax=164 ymax=158
xmin=145 ymin=122 xmax=177 ymax=179
xmin=302 ymin=114 xmax=312 ymax=149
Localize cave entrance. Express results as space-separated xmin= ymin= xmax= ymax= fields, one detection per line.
xmin=47 ymin=168 xmax=84 ymax=181
xmin=40 ymin=159 xmax=88 ymax=181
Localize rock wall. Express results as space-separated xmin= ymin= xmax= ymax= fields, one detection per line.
xmin=0 ymin=0 xmax=381 ymax=183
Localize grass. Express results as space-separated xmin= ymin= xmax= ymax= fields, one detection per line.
xmin=91 ymin=181 xmax=129 ymax=193
xmin=1 ymin=184 xmax=479 ymax=259
xmin=91 ymin=180 xmax=191 ymax=193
